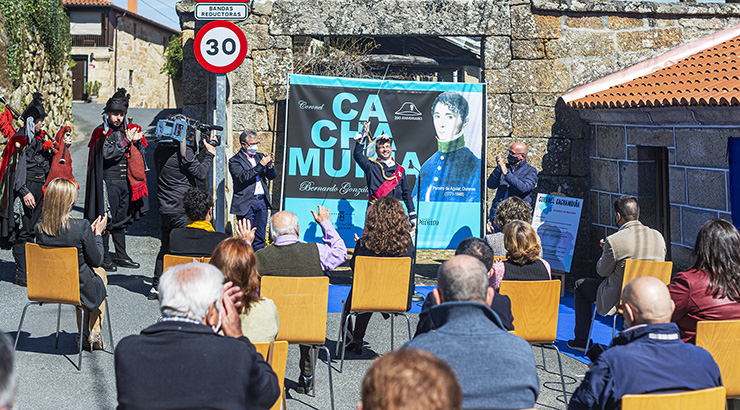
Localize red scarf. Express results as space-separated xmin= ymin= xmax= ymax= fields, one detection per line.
xmin=371 ymin=164 xmax=405 ymax=200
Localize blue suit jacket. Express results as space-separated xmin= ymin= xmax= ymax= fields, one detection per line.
xmin=228 ymin=150 xmax=277 ymax=216
xmin=487 ymin=159 xmax=538 ymax=223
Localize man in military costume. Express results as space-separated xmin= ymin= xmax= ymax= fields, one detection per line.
xmin=84 ymin=88 xmax=148 ymax=271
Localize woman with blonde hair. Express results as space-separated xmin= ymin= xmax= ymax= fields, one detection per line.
xmin=210 ymin=237 xmax=279 ymax=342
xmin=36 ymin=178 xmax=108 ymax=350
xmin=491 ymin=220 xmax=550 ymax=290
xmin=343 ymin=196 xmax=415 ymax=355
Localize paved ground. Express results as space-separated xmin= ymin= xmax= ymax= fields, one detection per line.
xmin=0 ymin=103 xmax=590 ymax=409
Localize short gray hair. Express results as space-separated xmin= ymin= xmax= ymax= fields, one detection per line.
xmin=270 ymin=211 xmax=299 ymax=241
xmin=159 ymin=262 xmax=224 ymax=321
xmin=0 ymin=332 xmax=16 ymax=409
xmin=239 ymin=130 xmax=257 ymax=145
xmin=437 ymin=255 xmax=488 ymax=302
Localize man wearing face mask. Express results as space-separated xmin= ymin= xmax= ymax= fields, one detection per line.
xmin=413 ymin=91 xmax=481 ymax=203
xmin=84 ymin=88 xmax=148 ymax=272
xmin=353 ymin=132 xmax=416 ymax=223
xmin=228 ymin=130 xmax=275 ymax=251
xmin=486 ymin=142 xmax=538 ymax=230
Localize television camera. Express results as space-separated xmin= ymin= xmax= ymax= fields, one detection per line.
xmin=155 ymin=114 xmax=222 ymax=147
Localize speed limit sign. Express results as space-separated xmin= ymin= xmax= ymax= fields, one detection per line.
xmin=194 ymin=20 xmax=248 ymax=73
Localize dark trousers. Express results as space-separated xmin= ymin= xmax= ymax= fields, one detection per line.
xmin=573 ymin=277 xmax=604 ymax=341
xmin=152 ymin=213 xmax=189 ymax=287
xmin=299 ymin=346 xmax=312 ymax=377
xmin=239 ymin=197 xmax=268 ymax=251
xmin=13 ymin=179 xmax=44 ymax=280
xmin=102 ymin=228 xmax=130 ymax=263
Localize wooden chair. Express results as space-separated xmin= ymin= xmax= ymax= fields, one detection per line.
xmin=14 ymin=243 xmax=114 ymax=371
xmin=499 ymin=280 xmax=567 ymax=409
xmin=253 ymin=341 xmax=289 ymax=410
xmin=336 ymin=256 xmax=413 ymax=372
xmin=260 ymin=276 xmax=334 ymax=410
xmin=163 ymin=254 xmax=207 ymax=271
xmin=586 ymin=259 xmax=672 ymax=352
xmin=621 ymin=386 xmax=726 ymax=410
xmin=696 ymin=320 xmax=740 ymax=398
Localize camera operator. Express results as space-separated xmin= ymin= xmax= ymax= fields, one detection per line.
xmin=147 ymin=130 xmax=216 ymax=300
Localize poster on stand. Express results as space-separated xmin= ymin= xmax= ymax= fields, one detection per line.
xmin=531 ymin=193 xmax=583 ymax=272
xmin=281 ymin=74 xmax=486 ymax=249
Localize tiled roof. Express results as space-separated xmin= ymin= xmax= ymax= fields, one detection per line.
xmin=565 ymin=24 xmax=740 ymax=109
xmin=63 ymin=0 xmax=115 ymax=6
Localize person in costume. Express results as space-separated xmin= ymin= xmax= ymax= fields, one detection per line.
xmin=352 ymin=130 xmax=416 ymax=223
xmin=84 ymin=88 xmax=148 ymax=271
xmin=0 ymin=93 xmax=64 ymax=285
xmin=412 ymin=92 xmax=481 ymax=203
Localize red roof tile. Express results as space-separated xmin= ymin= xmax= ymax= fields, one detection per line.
xmin=565 ymin=24 xmax=740 ymax=109
xmin=63 ymin=0 xmax=115 ymax=6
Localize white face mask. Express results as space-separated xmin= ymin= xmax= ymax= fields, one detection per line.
xmin=211 ymin=310 xmax=222 ymax=334
xmin=245 ymin=144 xmax=259 ymax=155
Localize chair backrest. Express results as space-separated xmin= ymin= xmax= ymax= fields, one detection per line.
xmin=253 ymin=340 xmax=289 ymax=410
xmin=260 ymin=276 xmax=329 ymax=345
xmin=351 ymin=256 xmax=412 ymax=312
xmin=696 ymin=320 xmax=740 ymax=397
xmin=621 ymin=386 xmax=726 ymax=410
xmin=620 ymin=260 xmax=673 ymax=303
xmin=499 ymin=280 xmax=560 ymax=343
xmin=163 ymin=254 xmax=205 ymax=272
xmin=25 ymin=243 xmax=81 ymax=305
xmin=493 ymin=256 xmax=507 ymax=264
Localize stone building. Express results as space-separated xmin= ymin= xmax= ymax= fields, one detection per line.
xmin=175 ymin=0 xmax=740 ymax=274
xmin=65 ymin=0 xmax=181 ymax=108
xmin=564 ymin=23 xmax=740 ymax=269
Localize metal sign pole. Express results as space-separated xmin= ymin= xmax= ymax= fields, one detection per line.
xmin=214 ymin=72 xmax=227 ymax=232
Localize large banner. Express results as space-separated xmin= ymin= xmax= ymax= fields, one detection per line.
xmin=281 ymin=74 xmax=486 ymax=249
xmin=531 ymin=193 xmax=583 ymax=272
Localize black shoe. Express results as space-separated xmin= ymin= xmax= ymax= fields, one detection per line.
xmin=297 ymin=375 xmax=313 ymax=394
xmin=346 ymin=339 xmax=363 ymax=355
xmin=15 ymin=277 xmax=27 ymax=287
xmin=147 ymin=287 xmax=159 ymax=300
xmin=102 ymin=261 xmax=117 ymax=272
xmin=567 ymin=339 xmax=592 ymax=353
xmin=113 ymin=258 xmax=140 ymax=269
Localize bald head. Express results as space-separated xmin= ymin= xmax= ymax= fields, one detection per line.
xmin=269 ymin=211 xmax=299 ymax=240
xmin=621 ymin=276 xmax=675 ymax=327
xmin=510 ymin=142 xmax=527 ymax=156
xmin=436 ymin=255 xmax=489 ymax=304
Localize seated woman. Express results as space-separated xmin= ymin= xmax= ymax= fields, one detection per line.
xmin=343 ymin=196 xmax=414 ymax=355
xmin=210 ymin=237 xmax=279 ymax=342
xmin=668 ymin=218 xmax=740 ymax=343
xmin=486 ymin=197 xmax=532 ymax=257
xmin=491 ymin=220 xmax=550 ymax=290
xmin=36 ymin=178 xmax=108 ymax=350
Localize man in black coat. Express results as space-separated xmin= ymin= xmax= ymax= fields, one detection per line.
xmin=148 ymin=132 xmax=215 ymax=299
xmin=115 ymin=262 xmax=279 ymax=410
xmin=228 ymin=129 xmax=275 ymax=251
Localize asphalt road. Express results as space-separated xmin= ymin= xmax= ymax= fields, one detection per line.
xmin=0 ymin=103 xmax=590 ymax=409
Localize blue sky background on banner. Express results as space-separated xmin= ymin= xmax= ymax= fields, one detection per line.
xmin=282 ymin=74 xmax=485 ymax=249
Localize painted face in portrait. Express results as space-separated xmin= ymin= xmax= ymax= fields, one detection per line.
xmin=433 ymin=102 xmax=466 ymax=142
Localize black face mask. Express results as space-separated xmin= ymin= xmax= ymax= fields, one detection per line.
xmin=507 ymin=154 xmax=520 ymax=165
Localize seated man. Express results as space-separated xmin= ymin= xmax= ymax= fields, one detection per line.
xmin=403 ymin=255 xmax=539 ymax=410
xmin=115 ymin=262 xmax=279 ymax=410
xmin=169 ymin=187 xmax=229 ymax=256
xmin=359 ymin=348 xmax=462 ymax=410
xmin=569 ymin=276 xmax=722 ymax=410
xmin=255 ymin=205 xmax=347 ymax=394
xmin=415 ymin=237 xmax=513 ymax=336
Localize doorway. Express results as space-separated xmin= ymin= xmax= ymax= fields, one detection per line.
xmin=71 ymin=57 xmax=87 ymax=101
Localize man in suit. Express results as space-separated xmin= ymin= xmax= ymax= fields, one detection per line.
xmin=115 ymin=262 xmax=279 ymax=409
xmin=568 ymin=195 xmax=666 ymax=351
xmin=486 ymin=142 xmax=537 ymax=230
xmin=229 ymin=130 xmax=276 ymax=251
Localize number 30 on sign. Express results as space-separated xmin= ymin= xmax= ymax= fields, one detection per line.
xmin=194 ymin=20 xmax=248 ymax=73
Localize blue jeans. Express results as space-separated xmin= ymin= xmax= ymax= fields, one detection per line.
xmin=239 ymin=197 xmax=268 ymax=251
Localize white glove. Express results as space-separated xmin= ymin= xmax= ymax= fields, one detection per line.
xmin=354 ymin=132 xmax=364 ymax=141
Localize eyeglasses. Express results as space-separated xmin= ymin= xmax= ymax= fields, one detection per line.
xmin=508 ymin=150 xmax=525 ymax=157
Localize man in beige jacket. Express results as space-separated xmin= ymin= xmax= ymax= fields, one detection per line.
xmin=568 ymin=195 xmax=666 ymax=351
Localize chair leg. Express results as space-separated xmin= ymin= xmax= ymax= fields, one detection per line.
xmin=14 ymin=302 xmax=37 ymax=350
xmin=401 ymin=313 xmax=412 ymax=341
xmin=76 ymin=307 xmax=85 ymax=371
xmin=585 ymin=306 xmax=597 ymax=353
xmin=612 ymin=314 xmax=618 ymax=339
xmin=390 ymin=313 xmax=395 ymax=351
xmin=320 ymin=345 xmax=335 ymax=410
xmin=339 ymin=313 xmax=353 ymax=373
xmin=105 ymin=296 xmax=114 ymax=351
xmin=55 ymin=304 xmax=62 ymax=349
xmin=309 ymin=346 xmax=318 ymax=398
xmin=540 ymin=345 xmax=547 ymax=371
xmin=542 ymin=343 xmax=568 ymax=409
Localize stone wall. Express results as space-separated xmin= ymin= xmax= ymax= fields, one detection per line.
xmin=81 ymin=16 xmax=181 ymax=109
xmin=579 ymin=107 xmax=740 ymax=271
xmin=176 ymin=0 xmax=740 ymax=272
